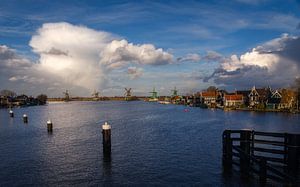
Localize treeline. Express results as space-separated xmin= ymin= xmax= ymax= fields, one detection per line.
xmin=0 ymin=89 xmax=48 ymax=108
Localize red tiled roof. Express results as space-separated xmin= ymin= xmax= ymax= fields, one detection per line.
xmin=201 ymin=91 xmax=217 ymax=97
xmin=224 ymin=94 xmax=243 ymax=100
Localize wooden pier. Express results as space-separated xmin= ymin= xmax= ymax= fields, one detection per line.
xmin=222 ymin=129 xmax=300 ymax=185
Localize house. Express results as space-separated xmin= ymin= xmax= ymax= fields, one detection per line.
xmin=236 ymin=90 xmax=251 ymax=106
xmin=201 ymin=91 xmax=217 ymax=107
xmin=248 ymin=86 xmax=272 ymax=108
xmin=267 ymin=90 xmax=282 ymax=109
xmin=224 ymin=94 xmax=244 ymax=107
xmin=14 ymin=94 xmax=29 ymax=106
xmin=0 ymin=96 xmax=7 ymax=107
xmin=171 ymin=95 xmax=184 ymax=105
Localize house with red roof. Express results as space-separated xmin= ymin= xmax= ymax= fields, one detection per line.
xmin=224 ymin=94 xmax=244 ymax=107
xmin=201 ymin=91 xmax=217 ymax=107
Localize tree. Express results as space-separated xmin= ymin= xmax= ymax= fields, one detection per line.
xmin=36 ymin=94 xmax=47 ymax=105
xmin=206 ymin=86 xmax=217 ymax=92
xmin=0 ymin=90 xmax=16 ymax=97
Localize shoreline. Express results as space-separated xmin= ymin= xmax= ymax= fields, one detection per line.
xmin=2 ymin=99 xmax=299 ymax=114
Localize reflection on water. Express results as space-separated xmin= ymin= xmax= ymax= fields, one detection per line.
xmin=0 ymin=101 xmax=299 ymax=185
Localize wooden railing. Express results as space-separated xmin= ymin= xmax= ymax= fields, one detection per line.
xmin=223 ymin=130 xmax=300 ymax=185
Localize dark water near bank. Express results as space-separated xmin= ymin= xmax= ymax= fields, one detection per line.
xmin=0 ymin=101 xmax=299 ymax=186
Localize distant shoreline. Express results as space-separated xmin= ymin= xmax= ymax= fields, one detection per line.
xmin=47 ymin=99 xmax=299 ymax=114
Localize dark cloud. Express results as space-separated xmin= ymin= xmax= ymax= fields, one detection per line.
xmin=177 ymin=53 xmax=201 ymax=63
xmin=44 ymin=47 xmax=68 ymax=56
xmin=297 ymin=22 xmax=300 ymax=30
xmin=275 ymin=37 xmax=300 ymax=68
xmin=205 ymin=34 xmax=300 ymax=89
xmin=202 ymin=51 xmax=223 ymax=62
xmin=127 ymin=66 xmax=143 ymax=79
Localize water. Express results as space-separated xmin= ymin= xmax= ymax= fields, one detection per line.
xmin=0 ymin=101 xmax=299 ymax=186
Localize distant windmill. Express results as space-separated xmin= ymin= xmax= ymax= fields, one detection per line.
xmin=92 ymin=90 xmax=99 ymax=98
xmin=171 ymin=86 xmax=178 ymax=97
xmin=149 ymin=87 xmax=158 ymax=99
xmin=92 ymin=90 xmax=100 ymax=101
xmin=63 ymin=90 xmax=70 ymax=102
xmin=124 ymin=88 xmax=132 ymax=97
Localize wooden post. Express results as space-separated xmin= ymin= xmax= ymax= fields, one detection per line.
xmin=223 ymin=130 xmax=232 ymax=171
xmin=259 ymin=157 xmax=267 ymax=185
xmin=23 ymin=114 xmax=28 ymax=123
xmin=47 ymin=120 xmax=53 ymax=133
xmin=240 ymin=130 xmax=251 ymax=174
xmin=286 ymin=133 xmax=300 ymax=177
xmin=9 ymin=110 xmax=14 ymax=118
xmin=102 ymin=122 xmax=111 ymax=160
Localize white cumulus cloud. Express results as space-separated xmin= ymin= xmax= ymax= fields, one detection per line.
xmin=1 ymin=22 xmax=175 ymax=96
xmin=100 ymin=39 xmax=174 ymax=69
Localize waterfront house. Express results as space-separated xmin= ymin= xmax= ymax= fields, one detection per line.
xmin=14 ymin=94 xmax=29 ymax=106
xmin=201 ymin=91 xmax=217 ymax=107
xmin=171 ymin=95 xmax=184 ymax=104
xmin=267 ymin=90 xmax=282 ymax=109
xmin=236 ymin=90 xmax=251 ymax=106
xmin=248 ymin=86 xmax=272 ymax=108
xmin=224 ymin=94 xmax=244 ymax=107
xmin=0 ymin=95 xmax=8 ymax=107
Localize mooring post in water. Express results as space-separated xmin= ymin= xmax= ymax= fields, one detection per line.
xmin=23 ymin=114 xmax=28 ymax=123
xmin=9 ymin=110 xmax=14 ymax=118
xmin=223 ymin=130 xmax=232 ymax=171
xmin=47 ymin=119 xmax=53 ymax=132
xmin=286 ymin=133 xmax=300 ymax=177
xmin=240 ymin=130 xmax=251 ymax=175
xmin=102 ymin=122 xmax=111 ymax=157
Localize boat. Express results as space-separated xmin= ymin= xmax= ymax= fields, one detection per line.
xmin=158 ymin=100 xmax=170 ymax=104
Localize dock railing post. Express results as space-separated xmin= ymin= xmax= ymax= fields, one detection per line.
xmin=259 ymin=157 xmax=267 ymax=185
xmin=240 ymin=130 xmax=251 ymax=175
xmin=286 ymin=133 xmax=300 ymax=178
xmin=223 ymin=130 xmax=232 ymax=172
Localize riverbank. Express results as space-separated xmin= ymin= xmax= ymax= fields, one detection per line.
xmin=222 ymin=107 xmax=300 ymax=114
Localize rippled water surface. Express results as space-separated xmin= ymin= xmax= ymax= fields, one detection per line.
xmin=0 ymin=101 xmax=299 ymax=186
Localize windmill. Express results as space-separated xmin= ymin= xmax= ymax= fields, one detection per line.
xmin=171 ymin=86 xmax=178 ymax=97
xmin=149 ymin=87 xmax=158 ymax=101
xmin=124 ymin=88 xmax=132 ymax=101
xmin=92 ymin=90 xmax=100 ymax=100
xmin=63 ymin=90 xmax=70 ymax=102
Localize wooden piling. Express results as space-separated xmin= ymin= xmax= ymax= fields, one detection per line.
xmin=102 ymin=122 xmax=111 ymax=158
xmin=47 ymin=120 xmax=53 ymax=132
xmin=240 ymin=130 xmax=251 ymax=174
xmin=23 ymin=114 xmax=28 ymax=123
xmin=9 ymin=110 xmax=14 ymax=118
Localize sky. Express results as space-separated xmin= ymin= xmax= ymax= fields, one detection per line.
xmin=0 ymin=0 xmax=300 ymax=97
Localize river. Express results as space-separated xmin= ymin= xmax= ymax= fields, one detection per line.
xmin=0 ymin=101 xmax=299 ymax=186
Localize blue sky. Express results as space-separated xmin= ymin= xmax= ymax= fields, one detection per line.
xmin=1 ymin=0 xmax=300 ymax=96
